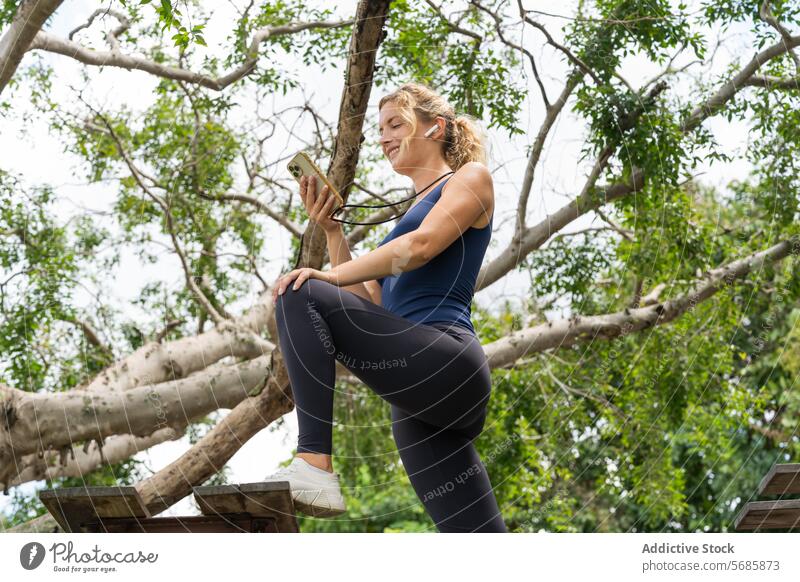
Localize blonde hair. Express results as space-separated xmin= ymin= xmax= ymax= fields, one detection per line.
xmin=378 ymin=82 xmax=488 ymax=171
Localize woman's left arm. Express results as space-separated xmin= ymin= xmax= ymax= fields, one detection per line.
xmin=272 ymin=231 xmax=428 ymax=303
xmin=273 ymin=163 xmax=493 ymax=302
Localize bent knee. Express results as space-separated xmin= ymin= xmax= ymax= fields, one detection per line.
xmin=286 ymin=277 xmax=338 ymax=300
xmin=275 ymin=278 xmax=338 ymax=323
xmin=303 ymin=278 xmax=339 ymax=295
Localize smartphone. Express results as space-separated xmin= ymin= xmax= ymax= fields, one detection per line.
xmin=287 ymin=151 xmax=344 ymax=216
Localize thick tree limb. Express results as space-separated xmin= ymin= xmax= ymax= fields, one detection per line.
xmin=1 ymin=356 xmax=375 ymax=492
xmin=0 ymin=0 xmax=64 ymax=95
xmin=0 ymin=354 xmax=274 ymax=464
xmin=5 ymin=426 xmax=183 ymax=489
xmin=81 ymin=320 xmax=273 ymax=394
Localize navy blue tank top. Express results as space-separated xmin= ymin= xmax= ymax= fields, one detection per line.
xmin=376 ymin=176 xmax=493 ymax=334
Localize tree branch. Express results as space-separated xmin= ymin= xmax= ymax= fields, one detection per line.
xmin=744 ymin=74 xmax=800 ymax=89
xmin=0 ymin=353 xmax=276 ymax=482
xmin=424 ymin=0 xmax=483 ymax=41
xmin=59 ymin=315 xmax=114 ymax=357
xmin=482 ymin=237 xmax=799 ymax=368
xmin=199 ymin=191 xmax=304 ymax=238
xmin=683 ymin=33 xmax=800 ymax=131
xmin=759 ymin=0 xmax=800 ymax=73
xmin=28 ymin=15 xmax=355 ymax=91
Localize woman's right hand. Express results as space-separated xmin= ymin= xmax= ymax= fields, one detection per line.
xmin=300 ymin=175 xmax=341 ymax=234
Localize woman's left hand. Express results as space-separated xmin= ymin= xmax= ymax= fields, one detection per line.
xmin=272 ymin=268 xmax=339 ymax=304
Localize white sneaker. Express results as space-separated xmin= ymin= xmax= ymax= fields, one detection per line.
xmin=262 ymin=457 xmax=347 ymax=518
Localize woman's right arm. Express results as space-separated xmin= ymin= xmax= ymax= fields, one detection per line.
xmin=325 ymin=226 xmax=382 ymax=305
xmin=298 ymin=175 xmax=381 ymax=304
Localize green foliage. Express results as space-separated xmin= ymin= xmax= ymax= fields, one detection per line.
xmin=119 ymin=0 xmax=207 ymax=49
xmin=522 ymin=230 xmax=615 ymax=311
xmin=0 ymin=0 xmax=18 ymax=27
xmin=248 ymin=0 xmax=351 ymax=71
xmin=701 ymin=0 xmax=800 ymax=39
xmin=614 ymin=181 xmax=718 ymax=288
xmin=0 ymin=171 xmax=113 ymax=392
xmin=378 ymin=0 xmax=527 ymax=137
xmin=446 ymin=43 xmax=526 ymax=135
xmin=53 ymin=79 xmax=265 ymax=329
xmin=743 ymin=62 xmax=800 ymax=229
xmin=569 ymin=0 xmax=704 ymax=79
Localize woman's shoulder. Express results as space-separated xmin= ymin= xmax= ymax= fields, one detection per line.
xmin=443 ymin=162 xmax=493 ymax=197
xmin=442 ymin=163 xmax=494 ymax=229
xmin=453 ymin=161 xmax=492 ymax=181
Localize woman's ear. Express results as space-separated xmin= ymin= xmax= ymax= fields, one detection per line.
xmin=428 ymin=116 xmax=445 ymax=139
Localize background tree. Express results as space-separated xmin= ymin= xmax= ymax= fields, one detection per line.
xmin=1 ymin=0 xmax=799 ymax=532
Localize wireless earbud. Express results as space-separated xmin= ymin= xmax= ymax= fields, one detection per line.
xmin=424 ymin=125 xmax=439 ymax=138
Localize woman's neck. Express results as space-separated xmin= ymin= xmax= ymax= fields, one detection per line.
xmin=410 ymin=165 xmax=454 ymax=194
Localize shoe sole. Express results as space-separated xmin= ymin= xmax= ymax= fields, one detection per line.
xmin=291 ymin=490 xmax=346 ymax=518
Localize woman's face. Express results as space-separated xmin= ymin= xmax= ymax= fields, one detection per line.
xmin=378 ymin=103 xmax=438 ymax=174
xmin=378 ymin=103 xmax=410 ymax=170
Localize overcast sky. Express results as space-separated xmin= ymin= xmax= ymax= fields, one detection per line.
xmin=0 ymin=1 xmax=755 ymax=519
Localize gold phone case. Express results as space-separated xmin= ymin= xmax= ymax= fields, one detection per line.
xmin=287 ymin=152 xmax=344 ymax=215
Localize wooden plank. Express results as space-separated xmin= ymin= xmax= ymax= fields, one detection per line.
xmin=80 ymin=513 xmax=279 ymax=533
xmin=758 ymin=463 xmax=800 ymax=495
xmin=39 ymin=486 xmax=151 ymax=533
xmin=193 ymin=481 xmax=299 ymax=533
xmin=734 ymin=499 xmax=800 ymax=531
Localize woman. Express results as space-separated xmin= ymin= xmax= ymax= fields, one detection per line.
xmin=264 ymin=82 xmax=506 ymax=533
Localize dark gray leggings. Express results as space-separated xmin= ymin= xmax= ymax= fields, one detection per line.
xmin=275 ymin=278 xmax=507 ymax=532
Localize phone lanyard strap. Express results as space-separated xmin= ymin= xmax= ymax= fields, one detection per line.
xmin=291 ymin=171 xmax=454 ymax=269
xmin=327 ymin=170 xmax=455 ymax=225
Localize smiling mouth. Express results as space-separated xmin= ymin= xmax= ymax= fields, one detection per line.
xmin=388 ymin=146 xmax=399 ymax=159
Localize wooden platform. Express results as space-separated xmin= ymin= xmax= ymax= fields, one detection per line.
xmin=734 ymin=463 xmax=800 ymax=532
xmin=39 ymin=481 xmax=299 ymax=533
xmin=758 ymin=463 xmax=800 ymax=496
xmin=734 ymin=500 xmax=800 ymax=532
